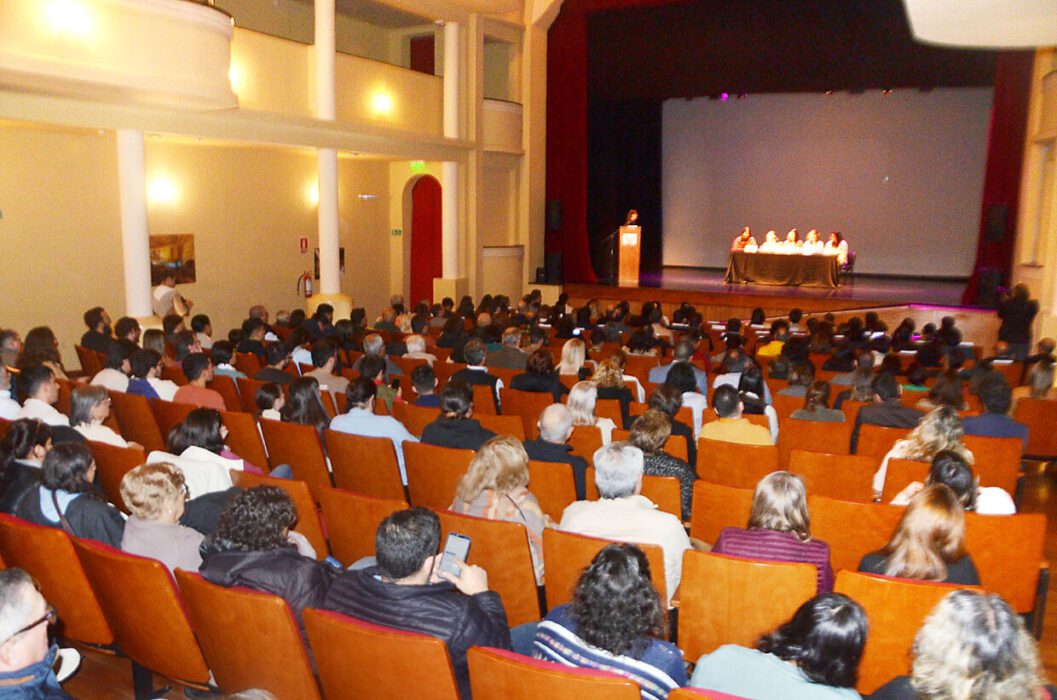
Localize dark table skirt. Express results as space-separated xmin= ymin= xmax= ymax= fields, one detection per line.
xmin=725 ymin=251 xmax=840 ymax=288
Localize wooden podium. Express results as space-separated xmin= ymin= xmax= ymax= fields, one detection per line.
xmin=618 ymin=225 xmax=641 ymax=286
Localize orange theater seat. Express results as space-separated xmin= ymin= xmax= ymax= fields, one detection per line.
xmin=404 ymin=442 xmax=474 ymax=510
xmin=964 ymin=511 xmax=1047 ymax=623
xmin=475 ymin=414 xmax=527 ymax=440
xmin=500 ymin=388 xmax=555 ymax=439
xmin=231 ymin=471 xmax=328 ymax=559
xmin=696 ymin=438 xmax=779 ymax=489
xmin=1013 ymin=397 xmax=1057 ymax=458
xmin=325 ymin=430 xmax=407 ymax=502
xmin=392 ymin=402 xmax=441 ymax=437
xmin=318 ymin=487 xmax=408 ymax=566
xmin=149 ymin=399 xmax=195 ymax=439
xmin=108 ymin=390 xmax=166 ymax=453
xmin=879 ymin=458 xmax=929 ymax=503
xmin=542 ymin=529 xmax=667 ymax=610
xmin=258 ymin=418 xmax=332 ymax=498
xmin=174 ymin=571 xmax=321 ymax=699
xmin=855 ymin=424 xmax=912 ymax=459
xmin=528 ymin=460 xmax=578 ymax=521
xmin=568 ymin=425 xmax=603 ymax=465
xmin=468 ymin=647 xmax=641 ymax=700
xmin=689 ymin=481 xmax=754 ymax=546
xmin=961 ymin=434 xmax=1022 ymax=494
xmin=777 ymin=418 xmax=853 ymax=469
xmin=207 ymin=375 xmax=243 ymax=413
xmin=75 ymin=345 xmax=105 ymax=376
xmin=788 ymin=450 xmax=878 ymax=503
xmin=808 ymin=495 xmax=903 ymax=574
xmin=235 ymin=377 xmax=269 ymax=416
xmin=218 ymin=410 xmax=269 ymax=472
xmin=87 ymin=441 xmax=146 ymax=513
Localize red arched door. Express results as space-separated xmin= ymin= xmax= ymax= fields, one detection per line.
xmin=410 ymin=176 xmax=442 ymax=306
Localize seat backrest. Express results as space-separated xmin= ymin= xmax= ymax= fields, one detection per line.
xmin=0 ymin=515 xmax=113 ymax=646
xmin=696 ymin=439 xmax=779 ymax=489
xmin=788 ymin=450 xmax=878 ymax=503
xmin=389 ymin=356 xmax=430 ymax=378
xmin=834 ymin=570 xmax=972 ymax=694
xmin=499 ymin=388 xmax=554 ymax=439
xmin=319 ymin=390 xmax=338 ymax=419
xmin=612 ymin=430 xmax=689 ymax=462
xmin=174 ymin=571 xmax=321 ymax=699
xmin=475 ymin=414 xmax=526 ymax=440
xmin=542 ymin=529 xmax=666 ymax=610
xmin=235 ymin=377 xmax=268 ymax=415
xmin=568 ymin=425 xmax=603 ymax=465
xmin=964 ymin=511 xmax=1046 ymax=613
xmin=770 ymin=392 xmax=803 ymax=421
xmin=72 ymin=538 xmax=209 ymax=686
xmin=630 ymin=402 xmax=695 ymax=431
xmin=677 ymin=550 xmax=816 ymax=663
xmin=961 ymin=434 xmax=1022 ymax=494
xmin=594 ymin=399 xmax=623 ymax=426
xmin=808 ymin=495 xmax=904 ymax=573
xmin=777 ymin=418 xmax=853 ymax=469
xmin=467 ymin=646 xmax=641 ymax=700
xmin=303 ymin=609 xmax=459 ymax=700
xmin=233 ymin=352 xmax=263 ymax=377
xmin=404 ymin=442 xmax=474 ymax=510
xmin=689 ymin=481 xmax=754 ymax=545
xmin=391 ymin=402 xmax=441 ymax=437
xmin=471 ymin=384 xmax=498 ymax=416
xmin=160 ymin=365 xmax=189 ymax=387
xmin=879 ymin=458 xmax=929 ymax=503
xmin=1013 ymin=398 xmax=1057 ymax=457
xmin=433 ymin=362 xmax=467 ymax=391
xmin=207 ymin=375 xmax=243 ymax=412
xmin=258 ymin=419 xmax=332 ymax=498
xmin=325 ymin=430 xmax=406 ymax=501
xmin=527 ymin=460 xmax=578 ymax=521
xmin=231 ymin=471 xmax=328 ymax=558
xmin=218 ymin=410 xmax=269 ymax=472
xmin=109 ymin=390 xmax=166 ymax=453
xmin=87 ymin=441 xmax=146 ymax=513
xmin=318 ymin=487 xmax=408 ymax=566
xmin=436 ymin=510 xmax=541 ymax=627
xmin=74 ymin=345 xmax=104 ymax=376
xmin=150 ymin=399 xmax=196 ymax=439
xmin=855 ymin=424 xmax=913 ymax=458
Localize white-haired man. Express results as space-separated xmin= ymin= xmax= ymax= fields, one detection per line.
xmin=402 ymin=334 xmax=437 ymax=366
xmin=559 ymin=442 xmax=690 ymax=603
xmin=0 ymin=568 xmax=69 ymax=697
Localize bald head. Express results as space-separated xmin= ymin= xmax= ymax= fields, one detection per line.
xmin=538 ymin=403 xmax=573 ymax=444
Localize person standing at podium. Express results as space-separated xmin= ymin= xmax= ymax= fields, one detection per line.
xmin=731 ymin=227 xmax=757 ymax=251
xmin=624 ymin=209 xmax=639 ymax=227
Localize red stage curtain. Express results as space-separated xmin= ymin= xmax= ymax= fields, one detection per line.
xmin=961 ymin=51 xmax=1035 ymax=305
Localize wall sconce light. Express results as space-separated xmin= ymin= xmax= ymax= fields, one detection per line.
xmin=306 ymin=181 xmax=319 ymax=207
xmin=148 ymin=177 xmax=179 ymax=206
xmin=43 ymin=0 xmax=93 ymax=37
xmin=370 ymin=91 xmax=394 ymax=116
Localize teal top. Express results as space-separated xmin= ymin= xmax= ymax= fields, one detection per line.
xmin=691 ymin=645 xmax=860 ymax=700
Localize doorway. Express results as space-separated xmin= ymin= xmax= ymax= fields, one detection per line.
xmin=409 ymin=175 xmax=442 ymax=306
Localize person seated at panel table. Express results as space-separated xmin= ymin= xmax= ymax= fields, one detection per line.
xmin=731 ymin=226 xmax=757 ymax=252
xmin=824 ymin=231 xmax=849 ymax=265
xmin=801 ymin=229 xmax=825 ymax=255
xmin=757 ymin=230 xmax=781 ymax=253
xmin=782 ymin=229 xmax=801 ymax=252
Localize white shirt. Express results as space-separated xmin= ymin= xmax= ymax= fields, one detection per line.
xmin=560 ymin=495 xmax=691 ymax=604
xmin=195 ymin=332 xmax=214 ymax=350
xmin=622 ymin=374 xmax=646 ymax=403
xmin=14 ymin=398 xmax=70 ymax=427
xmin=147 ymin=446 xmax=238 ymax=499
xmin=291 ymin=346 xmax=312 ymax=367
xmin=147 ymin=377 xmax=179 ymax=402
xmin=681 ymin=392 xmax=708 ymax=438
xmin=91 ymin=368 xmax=129 ymax=393
xmin=75 ymin=421 xmax=129 ymax=448
xmin=0 ymin=390 xmax=19 ymax=420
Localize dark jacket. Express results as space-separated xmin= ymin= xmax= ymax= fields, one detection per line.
xmin=254 ymin=367 xmax=294 ymax=386
xmin=421 ymin=417 xmax=495 ymax=451
xmin=450 ymin=368 xmax=500 ymax=412
xmin=0 ymin=644 xmax=72 ymax=698
xmin=597 ymin=385 xmax=632 ymax=427
xmin=0 ymin=461 xmax=39 ymax=511
xmin=998 ymin=297 xmax=1039 ymax=344
xmin=850 ymin=400 xmax=923 ymax=453
xmin=509 ymin=372 xmax=568 ymax=403
xmin=199 ymin=545 xmax=335 ymax=617
xmin=79 ymin=330 xmax=116 ymax=356
xmin=236 ymin=339 xmax=266 ymax=360
xmin=665 ymin=415 xmax=697 ymax=469
xmin=522 ymin=437 xmax=589 ymax=500
xmin=9 ymin=483 xmax=125 ymax=548
xmin=485 ymin=345 xmax=527 ymax=370
xmin=323 ymin=566 xmax=511 ymax=699
xmin=858 ymin=552 xmax=980 ymax=586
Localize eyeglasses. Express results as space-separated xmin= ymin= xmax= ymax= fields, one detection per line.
xmin=3 ymin=606 xmax=56 ymax=645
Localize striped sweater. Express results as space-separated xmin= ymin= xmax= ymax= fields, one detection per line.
xmin=712 ymin=527 xmax=834 ymax=593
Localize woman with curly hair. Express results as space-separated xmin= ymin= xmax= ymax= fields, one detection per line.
xmin=691 ymin=593 xmax=866 ymax=698
xmin=873 ymin=406 xmax=973 ymax=498
xmin=16 ymin=327 xmax=69 ymax=380
xmin=591 ymin=357 xmax=633 ymax=427
xmin=533 ymin=544 xmax=686 ymax=699
xmin=859 ymin=483 xmax=979 ymax=585
xmin=629 ymin=410 xmax=695 ymax=521
xmin=915 ymin=369 xmax=967 ymax=411
xmin=120 ymin=462 xmax=204 ymax=574
xmin=199 ymin=486 xmax=334 ymax=618
xmin=871 ymin=589 xmax=1054 ymax=699
xmin=510 ymin=349 xmax=568 ymax=402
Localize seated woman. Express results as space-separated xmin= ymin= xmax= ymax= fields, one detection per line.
xmin=873 ymin=406 xmax=973 ymax=498
xmin=69 ymin=385 xmax=136 ymax=448
xmin=590 ymin=359 xmax=633 ymax=428
xmin=1013 ymin=358 xmax=1057 ymax=407
xmin=199 ymin=486 xmax=335 ymax=619
xmin=280 ymin=377 xmax=330 ymax=438
xmin=120 ymin=462 xmax=204 ymax=574
xmin=665 ymin=363 xmax=707 ymax=438
xmin=870 ymin=589 xmax=1054 ymax=699
xmin=421 ymin=381 xmax=495 ymax=451
xmin=608 ymin=350 xmax=646 ymax=404
xmin=449 ymin=435 xmax=551 ymax=584
xmin=510 ymin=350 xmax=568 ymax=403
xmin=737 ymin=364 xmax=778 ymax=441
xmin=758 ymin=230 xmax=781 ymax=253
xmin=790 ymin=381 xmax=845 ymax=423
xmin=10 ymin=442 xmax=125 ymax=548
xmin=17 ymin=326 xmax=70 ymax=381
xmin=533 ymin=544 xmax=687 ymax=699
xmin=713 ymin=471 xmax=834 ymax=593
xmin=255 ymin=382 xmax=284 ymax=421
xmin=890 ymin=449 xmax=1015 ymax=515
xmin=915 ymin=369 xmax=966 ymax=411
xmin=691 ymin=593 xmax=866 ymax=699
xmin=0 ymin=419 xmax=51 ymax=507
xmin=824 ymin=231 xmax=849 ymax=266
xmin=859 ymin=483 xmax=979 ymax=585
xmin=801 ymin=229 xmax=825 ymax=255
xmin=568 ymin=381 xmax=616 ymax=444
xmin=629 ymin=410 xmax=696 ymax=521
xmin=648 ymin=385 xmax=696 ymax=468
xmin=558 ymin=338 xmax=591 ymax=381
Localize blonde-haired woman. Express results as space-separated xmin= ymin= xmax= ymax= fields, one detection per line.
xmin=713 ymin=471 xmax=834 ymax=593
xmin=567 ymin=381 xmax=616 ymax=444
xmin=859 ymin=483 xmax=979 ymax=584
xmin=449 ymin=435 xmax=552 ymax=583
xmin=558 ymin=338 xmax=589 ymax=380
xmin=120 ymin=462 xmax=204 ymax=574
xmin=871 ymin=589 xmax=1052 ymax=699
xmin=872 ymin=406 xmax=973 ymax=498
xmin=590 ymin=358 xmax=633 ymax=427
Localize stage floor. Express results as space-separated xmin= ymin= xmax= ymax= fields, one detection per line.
xmin=645 ymin=267 xmax=968 ymax=306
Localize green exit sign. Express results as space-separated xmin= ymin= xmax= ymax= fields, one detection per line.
xmin=391 ymin=228 xmax=403 ymax=236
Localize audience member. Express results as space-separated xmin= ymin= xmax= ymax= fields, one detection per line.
xmin=152 ymin=271 xmax=192 ymax=317
xmin=330 ymin=377 xmax=418 ymax=483
xmin=914 ymin=369 xmax=966 ymax=411
xmin=523 ymin=404 xmax=589 ymax=501
xmin=997 ymin=284 xmax=1039 ymax=361
xmin=304 ymin=341 xmax=349 ymax=400
xmin=172 ymin=354 xmax=225 ymax=411
xmin=889 ymin=449 xmax=1015 ymax=515
xmin=665 ymin=362 xmax=708 ymax=437
xmin=69 ymin=386 xmax=131 ymax=448
xmin=90 ymin=343 xmax=132 ymax=393
xmin=420 ymin=381 xmax=495 ymax=451
xmin=567 ymin=381 xmax=616 ymax=444
xmin=0 ymin=568 xmax=71 ymax=698
xmin=280 ymin=377 xmax=331 ymax=437
xmin=699 ymin=385 xmax=773 ymax=446
xmin=510 ymin=349 xmax=568 ymax=403
xmin=255 ymin=382 xmax=284 ymax=421
xmin=149 ymin=409 xmax=252 ymax=498
xmin=300 ymin=303 xmax=335 ymax=341
xmin=253 ymin=344 xmax=294 ymax=386
xmin=486 ymin=327 xmax=527 ymax=370
xmin=590 ymin=358 xmax=633 ymax=427
xmin=1014 ymin=358 xmax=1057 ymax=405
xmin=209 ymin=341 xmax=246 ymax=380
xmin=962 ymin=373 xmax=1028 ymax=447
xmin=450 ymin=339 xmax=502 ymax=412
xmin=648 ymin=385 xmax=696 ymax=467
xmin=872 ymin=406 xmax=972 ymax=498
xmin=18 ymin=327 xmax=69 ymax=380
xmin=410 ymin=364 xmax=439 ymax=407
xmin=237 ymin=318 xmax=267 ymax=360
xmin=790 ymin=381 xmax=845 ymax=423
xmin=0 ymin=420 xmax=51 ymax=507
xmin=79 ymin=306 xmax=116 ymax=356
xmin=119 ymin=462 xmax=204 ymax=574
xmin=850 ymin=372 xmax=923 ymax=454
xmin=190 ymin=314 xmax=213 ymax=350
xmin=629 ymin=410 xmax=695 ymax=521
xmin=13 ymin=366 xmax=68 ymax=428
xmin=0 ymin=365 xmax=18 ymax=420
xmin=402 ymin=334 xmax=437 ymax=365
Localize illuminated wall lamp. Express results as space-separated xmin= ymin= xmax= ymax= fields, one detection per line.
xmin=148 ymin=177 xmax=179 ymax=206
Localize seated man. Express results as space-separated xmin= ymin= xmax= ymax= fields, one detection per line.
xmin=450 ymin=339 xmax=502 ymax=412
xmin=90 ymin=343 xmax=131 ymax=393
xmin=79 ymin=306 xmax=116 ymax=356
xmin=173 ymin=354 xmax=226 ymax=411
xmin=648 ymin=340 xmax=708 ymax=394
xmin=209 ymin=341 xmax=246 ymax=380
xmin=560 ymin=442 xmax=691 ymax=604
xmin=191 ymin=314 xmax=214 ymax=350
xmin=254 ymin=344 xmax=294 ymax=386
xmin=0 ymin=568 xmax=71 ymax=698
xmin=172 ymin=330 xmax=202 ymax=363
xmin=486 ymin=327 xmax=527 ymax=370
xmin=323 ymin=507 xmax=510 ymax=699
xmin=411 ymin=364 xmax=440 ymax=408
xmin=236 ymin=318 xmax=267 ymax=361
xmin=14 ymin=365 xmax=69 ymax=427
xmin=962 ymin=373 xmax=1028 ymax=448
xmin=113 ymin=316 xmax=141 ymax=355
xmin=152 ymin=272 xmax=192 ymax=318
xmin=850 ymin=371 xmax=924 ymax=453
xmin=330 ymin=377 xmax=418 ymax=483
xmin=352 ymin=333 xmax=401 ymax=382
xmin=0 ymin=366 xmax=18 ymax=420
xmin=698 ymin=385 xmax=773 ymax=446
xmin=304 ymin=341 xmax=349 ymax=400
xmin=523 ymin=404 xmax=589 ymax=500
xmin=754 ymin=320 xmax=790 ymax=359
xmin=402 ymin=334 xmax=437 ymax=366
xmin=373 ymin=307 xmax=400 ymax=332
xmin=421 ymin=381 xmax=495 ymax=451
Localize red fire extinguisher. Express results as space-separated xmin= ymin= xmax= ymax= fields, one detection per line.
xmin=298 ymin=272 xmax=314 ymax=298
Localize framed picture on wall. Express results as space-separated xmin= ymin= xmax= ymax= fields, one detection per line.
xmin=150 ymin=234 xmax=196 ymax=284
xmin=313 ymin=247 xmax=346 ymax=280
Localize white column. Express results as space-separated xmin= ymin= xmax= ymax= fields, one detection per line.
xmin=116 ymin=129 xmax=153 ymax=318
xmin=314 ymin=0 xmax=340 ymax=294
xmin=442 ymin=21 xmax=462 ymax=279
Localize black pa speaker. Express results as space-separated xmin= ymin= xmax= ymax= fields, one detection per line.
xmin=985 ymin=203 xmax=1008 ymax=242
xmin=546 ymin=199 xmax=563 ymax=233
xmin=545 ymin=252 xmax=563 ymax=283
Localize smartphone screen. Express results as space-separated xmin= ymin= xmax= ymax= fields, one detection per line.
xmin=438 ymin=532 xmax=471 ymax=577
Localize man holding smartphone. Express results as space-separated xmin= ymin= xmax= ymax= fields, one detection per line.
xmin=322 ymin=508 xmax=511 ymax=698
